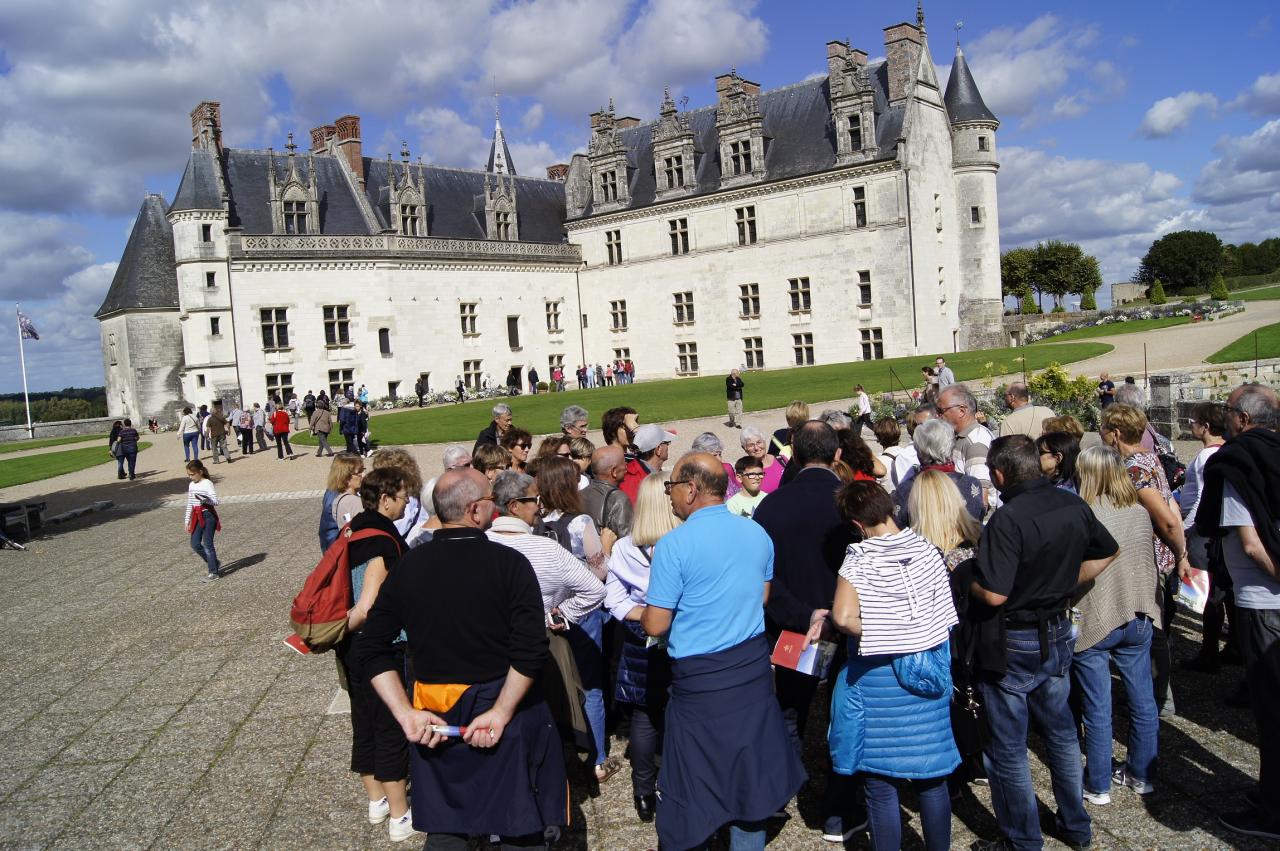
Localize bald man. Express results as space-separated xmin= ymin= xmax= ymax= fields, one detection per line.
xmin=582 ymin=444 xmax=632 ymax=554
xmin=997 ymin=381 xmax=1056 ymax=438
xmin=641 ymin=453 xmax=804 ymax=851
xmin=353 ymin=466 xmax=567 ymax=849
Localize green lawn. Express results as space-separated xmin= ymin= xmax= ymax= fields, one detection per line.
xmin=0 ymin=442 xmax=152 ymax=488
xmin=292 ymin=342 xmax=1111 ymax=446
xmin=1235 ymin=286 xmax=1280 ymax=302
xmin=1031 ymin=315 xmax=1192 ymax=344
xmin=1206 ymin=322 xmax=1280 ymax=364
xmin=0 ymin=433 xmax=108 ymax=455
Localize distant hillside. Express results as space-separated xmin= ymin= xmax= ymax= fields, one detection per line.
xmin=0 ymin=387 xmax=107 ymax=425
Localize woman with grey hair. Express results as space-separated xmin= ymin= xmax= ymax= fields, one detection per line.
xmin=740 ymin=425 xmax=784 ymax=493
xmin=691 ymin=431 xmax=741 ymax=497
xmin=561 ymin=405 xmax=590 ymax=439
xmin=893 ymin=418 xmax=985 ymax=526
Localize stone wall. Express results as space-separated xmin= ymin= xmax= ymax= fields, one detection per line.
xmin=0 ymin=416 xmax=117 ymax=444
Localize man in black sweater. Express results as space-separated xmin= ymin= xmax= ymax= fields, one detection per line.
xmin=354 ymin=467 xmax=565 ymax=850
xmin=752 ymin=421 xmax=863 ymax=842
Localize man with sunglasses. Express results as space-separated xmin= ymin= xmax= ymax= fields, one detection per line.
xmin=938 ymin=383 xmax=995 ymax=505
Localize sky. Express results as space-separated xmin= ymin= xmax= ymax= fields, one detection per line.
xmin=0 ymin=0 xmax=1277 ymax=393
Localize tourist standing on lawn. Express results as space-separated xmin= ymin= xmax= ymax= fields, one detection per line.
xmin=309 ymin=400 xmax=335 ymax=457
xmin=725 ymin=368 xmax=745 ymax=428
xmin=271 ymin=405 xmax=294 ymax=460
xmin=184 ymin=460 xmax=221 ymax=581
xmin=114 ymin=418 xmax=141 ymax=480
xmin=179 ymin=407 xmax=200 ymax=461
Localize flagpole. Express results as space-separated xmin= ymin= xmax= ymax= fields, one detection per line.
xmin=16 ymin=303 xmax=33 ymax=439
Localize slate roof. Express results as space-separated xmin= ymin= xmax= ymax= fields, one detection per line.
xmin=95 ymin=195 xmax=179 ymax=318
xmin=223 ymin=150 xmax=371 ymax=234
xmin=943 ymin=46 xmax=998 ymax=125
xmin=575 ymin=72 xmax=905 ymax=218
xmin=170 ymin=149 xmax=222 ymax=211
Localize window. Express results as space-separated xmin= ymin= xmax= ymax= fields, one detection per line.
xmin=581 ymin=313 xmax=588 ymax=329
xmin=970 ymin=206 xmax=983 ymax=225
xmin=612 ymin=347 xmax=630 ymax=362
xmin=793 ymin=333 xmax=814 ymax=366
xmin=205 ymin=271 xmax=216 ymax=288
xmin=934 ymin=194 xmax=943 ymax=232
xmin=266 ymin=372 xmax=294 ymax=402
xmin=677 ymin=342 xmax=699 ymax=375
xmin=548 ymin=354 xmax=565 ymax=373
xmin=260 ymin=307 xmax=289 ymax=350
xmin=861 ymin=327 xmax=884 ymax=360
xmin=729 ymin=139 xmax=753 ymax=175
xmin=462 ymin=359 xmax=482 ymax=390
xmin=978 ymin=135 xmax=990 ymax=152
xmin=201 ymin=224 xmax=212 ymax=243
xmin=495 ymin=211 xmax=513 ymax=241
xmin=388 ymin=380 xmax=400 ymax=399
xmin=610 ymin=300 xmax=628 ymax=330
xmin=545 ymin=300 xmax=562 ymax=332
xmin=788 ymin=277 xmax=811 ymax=312
xmin=735 ymin=206 xmax=757 ymax=245
xmin=323 ymin=305 xmax=350 ymax=346
xmin=668 ymin=218 xmax=689 ymax=255
xmin=673 ymin=291 xmax=695 ymax=324
xmin=663 ymin=155 xmax=685 ymax=188
xmin=848 ymin=115 xmax=862 ymax=151
xmin=209 ymin=317 xmax=221 ymax=336
xmin=600 ymin=169 xmax=619 ymax=202
xmin=858 ymin=270 xmax=872 ymax=306
xmin=328 ymin=368 xmax=353 ymax=398
xmin=400 ymin=204 xmax=420 ymax=236
xmin=744 ymin=337 xmax=764 ymax=369
xmin=605 ymin=229 xmax=622 ymax=265
xmin=283 ymin=201 xmax=307 ymax=234
xmin=852 ymin=186 xmax=867 ymax=228
xmin=196 ymin=374 xmax=206 ymax=388
xmin=459 ymin=302 xmax=478 ymax=336
xmin=507 ymin=316 xmax=520 ymax=350
xmin=378 ymin=327 xmax=392 ymax=356
xmin=739 ymin=283 xmax=760 ymax=318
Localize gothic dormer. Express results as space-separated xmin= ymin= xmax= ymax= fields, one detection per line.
xmin=826 ymin=41 xmax=877 ymax=165
xmin=651 ymin=87 xmax=697 ymax=201
xmin=715 ymin=70 xmax=766 ymax=188
xmin=267 ymin=134 xmax=319 ymax=234
xmin=483 ymin=173 xmax=519 ymax=241
xmin=587 ymin=99 xmax=631 ymax=213
xmin=389 ymin=142 xmax=427 ymax=237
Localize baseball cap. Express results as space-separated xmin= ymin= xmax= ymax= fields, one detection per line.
xmin=632 ymin=423 xmax=676 ymax=453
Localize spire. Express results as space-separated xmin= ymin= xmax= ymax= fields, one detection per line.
xmin=917 ymin=1 xmax=926 ymax=32
xmin=486 ymin=105 xmax=517 ymax=176
xmin=943 ymin=42 xmax=998 ymax=125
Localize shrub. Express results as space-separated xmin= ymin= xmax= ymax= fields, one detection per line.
xmin=1080 ymin=289 xmax=1097 ymax=311
xmin=1149 ymin=279 xmax=1167 ymax=305
xmin=1210 ymin=273 xmax=1229 ymax=301
xmin=1026 ymin=362 xmax=1102 ymax=429
xmin=1020 ymin=292 xmax=1040 ymax=314
xmin=1051 ymin=304 xmax=1067 ymax=313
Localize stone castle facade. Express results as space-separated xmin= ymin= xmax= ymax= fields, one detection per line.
xmin=96 ymin=13 xmax=1001 ymax=421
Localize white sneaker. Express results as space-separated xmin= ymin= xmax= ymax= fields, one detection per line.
xmin=367 ymin=796 xmax=389 ymax=825
xmin=1083 ymin=789 xmax=1111 ymax=805
xmin=388 ymin=809 xmax=421 ymax=842
xmin=1112 ymin=767 xmax=1155 ymax=795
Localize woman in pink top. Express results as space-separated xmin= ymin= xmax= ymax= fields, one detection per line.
xmin=740 ymin=426 xmax=785 ymax=493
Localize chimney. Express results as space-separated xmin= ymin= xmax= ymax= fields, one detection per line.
xmin=334 ymin=115 xmax=363 ymax=184
xmin=826 ymin=41 xmax=868 ymax=80
xmin=883 ymin=22 xmax=922 ymax=103
xmin=615 ymin=116 xmax=641 ymax=129
xmin=715 ymin=72 xmax=761 ymax=103
xmin=189 ymin=101 xmax=222 ymax=153
xmin=545 ymin=164 xmax=569 ymax=181
xmin=589 ymin=110 xmax=603 ymax=130
xmin=310 ymin=124 xmax=336 ymax=152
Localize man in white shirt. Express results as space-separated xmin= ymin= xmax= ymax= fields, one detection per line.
xmin=939 ymin=384 xmax=995 ymax=503
xmin=853 ymin=384 xmax=873 ymax=438
xmin=934 ymin=357 xmax=956 ymax=389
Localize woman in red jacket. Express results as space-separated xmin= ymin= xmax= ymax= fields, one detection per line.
xmin=271 ymin=406 xmax=295 ymax=460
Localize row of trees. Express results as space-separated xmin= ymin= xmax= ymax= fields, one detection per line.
xmin=0 ymin=388 xmax=107 ymax=426
xmin=1000 ymin=240 xmax=1104 ymax=314
xmin=1135 ymin=230 xmax=1280 ymax=295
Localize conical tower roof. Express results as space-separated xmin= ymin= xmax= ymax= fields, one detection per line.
xmin=95 ymin=195 xmax=179 ymax=318
xmin=486 ymin=115 xmax=517 ymax=176
xmin=944 ymin=44 xmax=998 ymax=125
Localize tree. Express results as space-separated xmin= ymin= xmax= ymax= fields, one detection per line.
xmin=1080 ymin=288 xmax=1097 ymax=310
xmin=1135 ymin=230 xmax=1223 ymax=293
xmin=1030 ymin=240 xmax=1103 ymax=311
xmin=1149 ymin=279 xmax=1167 ymax=304
xmin=1210 ymin=272 xmax=1229 ymax=300
xmin=1020 ymin=291 xmax=1040 ymax=314
xmin=1000 ymin=247 xmax=1035 ymax=300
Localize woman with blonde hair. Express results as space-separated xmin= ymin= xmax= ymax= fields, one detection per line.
xmin=470 ymin=443 xmax=512 ymax=482
xmin=320 ymin=452 xmax=364 ymax=551
xmin=370 ymin=447 xmax=430 ymax=543
xmin=1071 ymin=445 xmax=1162 ymax=802
xmin=604 ymin=472 xmax=681 ymax=822
xmin=769 ymin=400 xmax=810 ymax=459
xmin=909 ymin=469 xmax=981 ymax=570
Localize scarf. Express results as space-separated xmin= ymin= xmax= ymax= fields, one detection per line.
xmin=1195 ymin=428 xmax=1280 ymax=566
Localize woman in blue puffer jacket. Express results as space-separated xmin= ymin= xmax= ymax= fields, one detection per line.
xmin=825 ymin=481 xmax=960 ymax=851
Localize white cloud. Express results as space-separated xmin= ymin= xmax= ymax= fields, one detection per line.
xmin=1138 ymin=91 xmax=1218 ymax=138
xmin=1193 ymin=119 xmax=1280 ymax=205
xmin=408 ymin=107 xmax=489 ymax=170
xmin=521 ymin=103 xmax=544 ymax=133
xmin=1049 ymin=94 xmax=1090 ymax=121
xmin=1228 ymin=71 xmax=1280 ymax=116
xmin=0 ymin=212 xmax=94 ymax=300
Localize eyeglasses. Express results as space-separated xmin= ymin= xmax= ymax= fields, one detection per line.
xmin=663 ymin=479 xmax=692 ymax=494
xmin=556 ymin=449 xmax=572 ymax=457
xmin=740 ymin=472 xmax=765 ymax=479
xmin=468 ymin=494 xmax=495 ymax=507
xmin=509 ymin=495 xmax=541 ymax=505
xmin=938 ymin=404 xmax=965 ymax=414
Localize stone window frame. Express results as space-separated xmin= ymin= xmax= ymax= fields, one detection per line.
xmin=969 ymin=206 xmax=985 ymax=227
xmin=266 ymin=372 xmax=295 ymax=402
xmin=676 ymin=341 xmax=699 ymax=375
xmin=599 ymin=170 xmax=620 ymax=202
xmin=612 ymin=347 xmax=631 ymax=362
xmin=977 ymin=135 xmax=990 ymax=152
xmin=605 ymin=229 xmax=623 ymax=266
xmin=459 ymin=302 xmax=479 ymax=337
xmin=545 ymin=300 xmax=562 ymax=333
xmin=378 ymin=327 xmax=392 ymax=357
xmin=743 ymin=336 xmax=764 ymax=369
xmin=739 ymin=283 xmax=760 ymax=318
xmin=735 ymin=205 xmax=757 ymax=246
xmin=196 ymin=374 xmax=206 ymax=388
xmin=462 ymin=359 xmax=483 ymax=390
xmin=663 ymin=155 xmax=685 ymax=189
xmin=548 ymin=353 xmax=565 ymax=374
xmin=728 ymin=139 xmax=754 ymax=176
xmin=283 ymin=199 xmax=308 ymax=234
xmin=323 ymin=304 xmax=351 ymax=347
xmin=858 ymin=270 xmax=873 ymax=307
xmin=860 ymin=327 xmax=884 ymax=360
xmin=610 ymin=299 xmax=628 ymax=331
xmin=399 ymin=203 xmax=421 ymax=237
xmin=261 ymin=307 xmax=290 ymax=351
xmin=792 ymin=333 xmax=814 ymax=366
xmin=327 ymin=368 xmax=353 ymax=398
xmin=205 ymin=271 xmax=217 ymax=288
xmin=787 ymin=277 xmax=812 ymax=314
xmin=673 ymin=291 xmax=695 ymax=325
xmin=201 ymin=224 xmax=213 ymax=243
xmin=668 ymin=218 xmax=690 ymax=256
xmin=852 ymin=186 xmax=868 ymax=228
xmin=848 ymin=115 xmax=863 ymax=152
xmin=494 ymin=210 xmax=514 ymax=241
xmin=209 ymin=316 xmax=221 ymax=337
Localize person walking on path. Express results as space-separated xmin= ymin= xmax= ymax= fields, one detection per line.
xmin=725 ymin=368 xmax=745 ymax=428
xmin=454 ymin=375 xmax=465 ymax=403
xmin=853 ymin=384 xmax=873 ymax=437
xmin=178 ymin=407 xmax=200 ymax=461
xmin=287 ymin=393 xmax=300 ymax=430
xmin=196 ymin=404 xmax=210 ymax=450
xmin=642 ymin=452 xmax=805 ymax=851
xmin=271 ymin=405 xmax=295 ymax=460
xmin=309 ymin=401 xmax=335 ymax=457
xmin=206 ymin=402 xmax=232 ymax=464
xmin=414 ymin=377 xmax=425 ymax=407
xmin=108 ymin=420 xmax=127 ymax=479
xmin=252 ymin=403 xmax=268 ymax=451
xmin=113 ymin=418 xmax=141 ymax=480
xmin=184 ymin=460 xmax=221 ymax=581
xmin=339 ymin=400 xmax=360 ymax=454
xmin=236 ymin=407 xmax=254 ymax=455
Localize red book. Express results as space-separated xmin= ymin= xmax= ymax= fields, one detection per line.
xmin=771 ymin=631 xmax=837 ymax=678
xmin=283 ymin=634 xmax=311 ymax=655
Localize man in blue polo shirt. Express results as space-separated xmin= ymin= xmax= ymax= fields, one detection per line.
xmin=643 ymin=452 xmax=804 ymax=851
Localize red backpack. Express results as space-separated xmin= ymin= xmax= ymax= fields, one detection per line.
xmin=289 ymin=526 xmax=396 ymax=653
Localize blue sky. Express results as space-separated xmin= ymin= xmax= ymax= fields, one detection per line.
xmin=0 ymin=0 xmax=1277 ymax=393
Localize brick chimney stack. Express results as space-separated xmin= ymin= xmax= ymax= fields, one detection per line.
xmin=715 ymin=72 xmax=761 ymax=103
xmin=545 ymin=163 xmax=569 ymax=181
xmin=826 ymin=40 xmax=867 ymax=79
xmin=883 ymin=22 xmax=922 ymax=103
xmin=189 ymin=101 xmax=222 ymax=153
xmin=310 ymin=124 xmax=336 ymax=152
xmin=334 ymin=115 xmax=363 ymax=184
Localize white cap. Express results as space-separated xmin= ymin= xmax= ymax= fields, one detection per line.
xmin=633 ymin=423 xmax=676 ymax=453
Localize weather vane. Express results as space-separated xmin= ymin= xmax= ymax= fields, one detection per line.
xmin=955 ymin=20 xmax=964 ymax=45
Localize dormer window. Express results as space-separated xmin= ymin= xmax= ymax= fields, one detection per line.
xmin=664 ymin=156 xmax=684 ymax=188
xmin=495 ymin=211 xmax=513 ymax=241
xmin=600 ymin=170 xmax=619 ymax=202
xmin=848 ymin=115 xmax=862 ymax=151
xmin=729 ymin=140 xmax=753 ymax=175
xmin=400 ymin=204 xmax=420 ymax=236
xmin=283 ymin=201 xmax=307 ymax=234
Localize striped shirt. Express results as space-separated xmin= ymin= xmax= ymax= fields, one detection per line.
xmin=838 ymin=528 xmax=957 ymax=656
xmin=184 ymin=479 xmax=219 ymax=527
xmin=486 ymin=516 xmax=604 ymax=623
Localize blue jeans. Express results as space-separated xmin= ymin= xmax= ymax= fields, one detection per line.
xmin=579 ymin=608 xmax=607 ymax=766
xmin=182 ymin=432 xmax=199 ymax=460
xmin=980 ymin=620 xmax=1090 ymax=850
xmin=1072 ymin=616 xmax=1158 ymax=792
xmin=864 ymin=775 xmax=950 ymax=851
xmin=190 ymin=520 xmax=218 ymax=574
xmin=693 ymin=820 xmax=767 ymax=851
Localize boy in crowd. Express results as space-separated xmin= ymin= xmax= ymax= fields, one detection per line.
xmin=726 ymin=455 xmax=768 ymax=518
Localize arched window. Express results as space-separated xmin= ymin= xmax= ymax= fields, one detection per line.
xmin=378 ymin=328 xmax=391 ymax=356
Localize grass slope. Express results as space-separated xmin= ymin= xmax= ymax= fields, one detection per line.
xmin=1206 ymin=322 xmax=1280 ymax=364
xmin=1031 ymin=315 xmax=1192 ymax=344
xmin=0 ymin=433 xmax=108 ymax=455
xmin=293 ymin=343 xmax=1111 ymax=446
xmin=1235 ymin=286 xmax=1280 ymax=302
xmin=0 ymin=442 xmax=151 ymax=488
